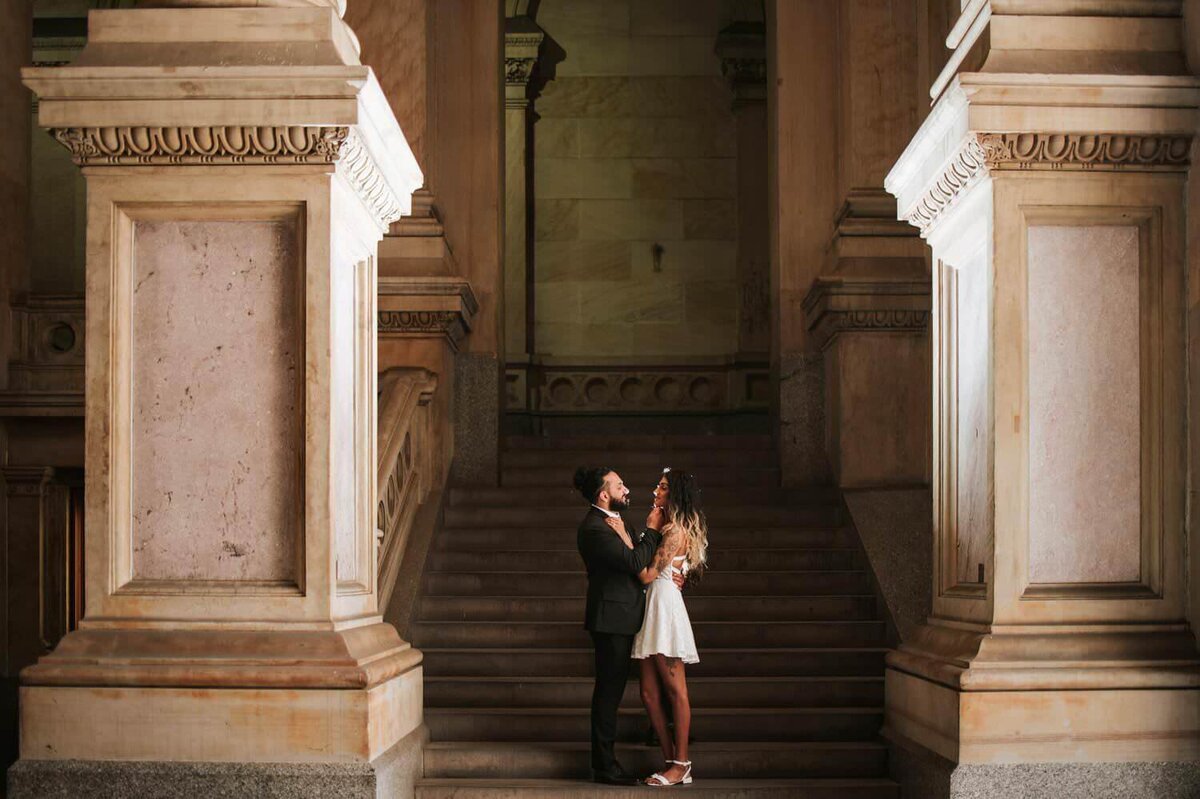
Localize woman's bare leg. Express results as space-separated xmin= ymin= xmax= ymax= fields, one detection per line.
xmin=639 ymin=657 xmax=674 ymax=764
xmin=647 ymin=655 xmax=691 ymax=784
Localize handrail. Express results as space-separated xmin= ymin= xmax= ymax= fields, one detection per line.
xmin=376 ymin=366 xmax=439 ymax=611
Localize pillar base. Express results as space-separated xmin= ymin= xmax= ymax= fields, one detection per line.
xmin=16 ymin=624 xmax=423 ymax=764
xmin=885 ymin=622 xmax=1200 ymax=765
xmin=888 ymin=731 xmax=1200 ymax=799
xmin=7 ymin=726 xmax=427 ymax=799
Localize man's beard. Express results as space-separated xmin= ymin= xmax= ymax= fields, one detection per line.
xmin=609 ymin=496 xmax=630 ymax=512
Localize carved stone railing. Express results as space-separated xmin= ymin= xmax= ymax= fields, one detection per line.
xmin=376 ymin=366 xmax=440 ymax=611
xmin=506 ymin=357 xmax=770 ymax=415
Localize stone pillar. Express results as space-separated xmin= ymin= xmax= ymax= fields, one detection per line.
xmin=803 ymin=0 xmax=929 ymax=490
xmin=717 ymin=22 xmax=771 ymax=411
xmin=883 ymin=4 xmax=1200 ymax=796
xmin=503 ymin=16 xmax=543 ymax=414
xmin=12 ymin=4 xmax=425 ymax=796
xmin=768 ymin=0 xmax=838 ymax=486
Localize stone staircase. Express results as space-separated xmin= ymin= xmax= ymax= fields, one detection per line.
xmin=412 ymin=435 xmax=899 ymax=798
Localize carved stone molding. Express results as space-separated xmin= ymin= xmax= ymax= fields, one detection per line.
xmin=335 ymin=129 xmax=406 ymax=228
xmin=50 ymin=125 xmax=350 ymax=166
xmin=1 ymin=293 xmax=86 ymax=414
xmin=49 ymin=125 xmax=406 ymax=229
xmin=903 ymin=132 xmax=1194 ymax=233
xmin=507 ymin=361 xmax=770 ymax=414
xmin=803 ymin=278 xmax=932 ymax=349
xmin=978 ymin=132 xmax=1192 ymax=172
xmin=377 ymin=276 xmax=478 ymax=351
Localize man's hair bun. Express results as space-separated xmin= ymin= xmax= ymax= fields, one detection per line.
xmin=573 ymin=466 xmax=614 ymax=503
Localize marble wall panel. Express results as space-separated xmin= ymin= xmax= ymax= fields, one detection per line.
xmin=534 ymin=199 xmax=580 ymax=241
xmin=536 ymin=119 xmax=580 ymax=158
xmin=529 ymin=0 xmax=742 ymax=361
xmin=534 ymin=158 xmax=633 ymax=199
xmin=1027 ymin=225 xmax=1141 ymax=585
xmin=578 ymin=118 xmax=737 ymax=158
xmin=632 ymin=158 xmax=737 ymax=199
xmin=129 ymin=219 xmax=300 ymax=584
xmin=535 ymin=240 xmax=633 ymax=282
xmin=536 ymin=0 xmax=630 ymax=36
xmin=577 ymin=199 xmax=682 ymax=241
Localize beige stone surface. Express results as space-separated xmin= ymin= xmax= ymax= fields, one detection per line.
xmin=534 ymin=198 xmax=580 ymax=241
xmin=1027 ymin=225 xmax=1141 ymax=585
xmin=130 ymin=219 xmax=300 ymax=584
xmin=535 ymin=240 xmax=632 ymax=282
xmin=577 ymin=198 xmax=681 ymax=241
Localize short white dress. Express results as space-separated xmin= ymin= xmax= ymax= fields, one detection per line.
xmin=631 ymin=555 xmax=699 ymax=664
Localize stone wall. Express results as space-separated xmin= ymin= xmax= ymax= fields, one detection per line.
xmin=530 ymin=0 xmax=745 ymax=359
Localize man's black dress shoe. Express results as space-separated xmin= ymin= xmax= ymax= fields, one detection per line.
xmin=592 ymin=767 xmax=639 ymax=785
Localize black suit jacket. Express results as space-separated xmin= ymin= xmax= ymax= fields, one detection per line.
xmin=577 ymin=507 xmax=663 ymax=635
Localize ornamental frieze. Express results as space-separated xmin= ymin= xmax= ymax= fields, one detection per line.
xmin=905 ymin=132 xmax=1193 ymax=232
xmin=50 ymin=125 xmax=350 ymax=165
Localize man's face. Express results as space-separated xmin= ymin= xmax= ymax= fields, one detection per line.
xmin=600 ymin=471 xmax=630 ymax=512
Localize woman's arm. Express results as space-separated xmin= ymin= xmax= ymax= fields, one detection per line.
xmin=638 ymin=525 xmax=681 ymax=584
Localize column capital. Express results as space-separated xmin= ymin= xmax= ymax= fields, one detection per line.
xmin=715 ymin=21 xmax=765 ymax=108
xmin=504 ymin=16 xmax=545 ymax=109
xmin=886 ymin=77 xmax=1199 ymax=237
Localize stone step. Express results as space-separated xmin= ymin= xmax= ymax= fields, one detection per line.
xmin=442 ymin=505 xmax=843 ymax=528
xmin=502 ymin=466 xmax=781 ymax=488
xmin=433 ymin=527 xmax=856 ymax=551
xmin=426 ymin=548 xmax=862 ymax=573
xmin=423 ymin=740 xmax=888 ymax=780
xmin=412 ymin=620 xmax=887 ymax=649
xmin=425 ymin=707 xmax=884 ymax=743
xmin=420 ymin=647 xmax=888 ymax=678
xmin=422 ymin=571 xmax=873 ymax=597
xmin=503 ymin=434 xmax=775 ymax=451
xmin=417 ymin=777 xmax=899 ymax=798
xmin=423 ymin=676 xmax=884 ymax=710
xmin=418 ymin=595 xmax=880 ymax=623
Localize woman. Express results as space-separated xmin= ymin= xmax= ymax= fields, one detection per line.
xmin=605 ymin=468 xmax=707 ymax=788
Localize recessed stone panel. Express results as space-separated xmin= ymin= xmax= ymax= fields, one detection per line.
xmin=1028 ymin=225 xmax=1141 ymax=585
xmin=130 ymin=218 xmax=300 ymax=584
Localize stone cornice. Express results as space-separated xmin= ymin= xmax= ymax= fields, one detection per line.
xmin=900 ymin=131 xmax=1193 ymax=233
xmin=377 ymin=276 xmax=478 ymax=351
xmin=803 ymin=278 xmax=931 ymax=349
xmin=50 ymin=125 xmax=350 ymax=165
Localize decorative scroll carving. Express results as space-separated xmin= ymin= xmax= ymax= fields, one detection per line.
xmin=505 ymin=56 xmax=538 ymax=85
xmin=504 ymin=22 xmax=545 ymax=108
xmin=335 ymin=129 xmax=406 ymax=228
xmin=905 ymin=132 xmax=1194 ymax=233
xmin=507 ymin=363 xmax=770 ymax=414
xmin=377 ymin=276 xmax=478 ymax=351
xmin=715 ymin=21 xmax=766 ymax=107
xmin=50 ymin=125 xmax=350 ymax=165
xmin=905 ymin=136 xmax=988 ymax=234
xmin=803 ymin=279 xmax=931 ymax=349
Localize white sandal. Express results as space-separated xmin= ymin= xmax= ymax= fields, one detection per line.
xmin=646 ymin=759 xmax=692 ymax=787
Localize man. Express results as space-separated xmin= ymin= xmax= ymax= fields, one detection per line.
xmin=573 ymin=466 xmax=679 ymax=786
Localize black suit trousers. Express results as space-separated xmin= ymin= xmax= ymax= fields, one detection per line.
xmin=589 ymin=629 xmax=634 ymax=772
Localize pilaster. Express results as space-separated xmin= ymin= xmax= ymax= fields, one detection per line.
xmin=883 ymin=2 xmax=1200 ymax=794
xmin=503 ymin=15 xmax=544 ymax=408
xmin=12 ymin=5 xmax=425 ymax=796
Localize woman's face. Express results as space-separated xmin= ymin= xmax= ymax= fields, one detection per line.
xmin=653 ymin=474 xmax=670 ymax=508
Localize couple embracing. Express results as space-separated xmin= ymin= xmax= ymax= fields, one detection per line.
xmin=574 ymin=465 xmax=708 ymax=788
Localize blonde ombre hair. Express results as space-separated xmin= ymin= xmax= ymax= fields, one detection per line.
xmin=662 ymin=468 xmax=708 ymax=576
